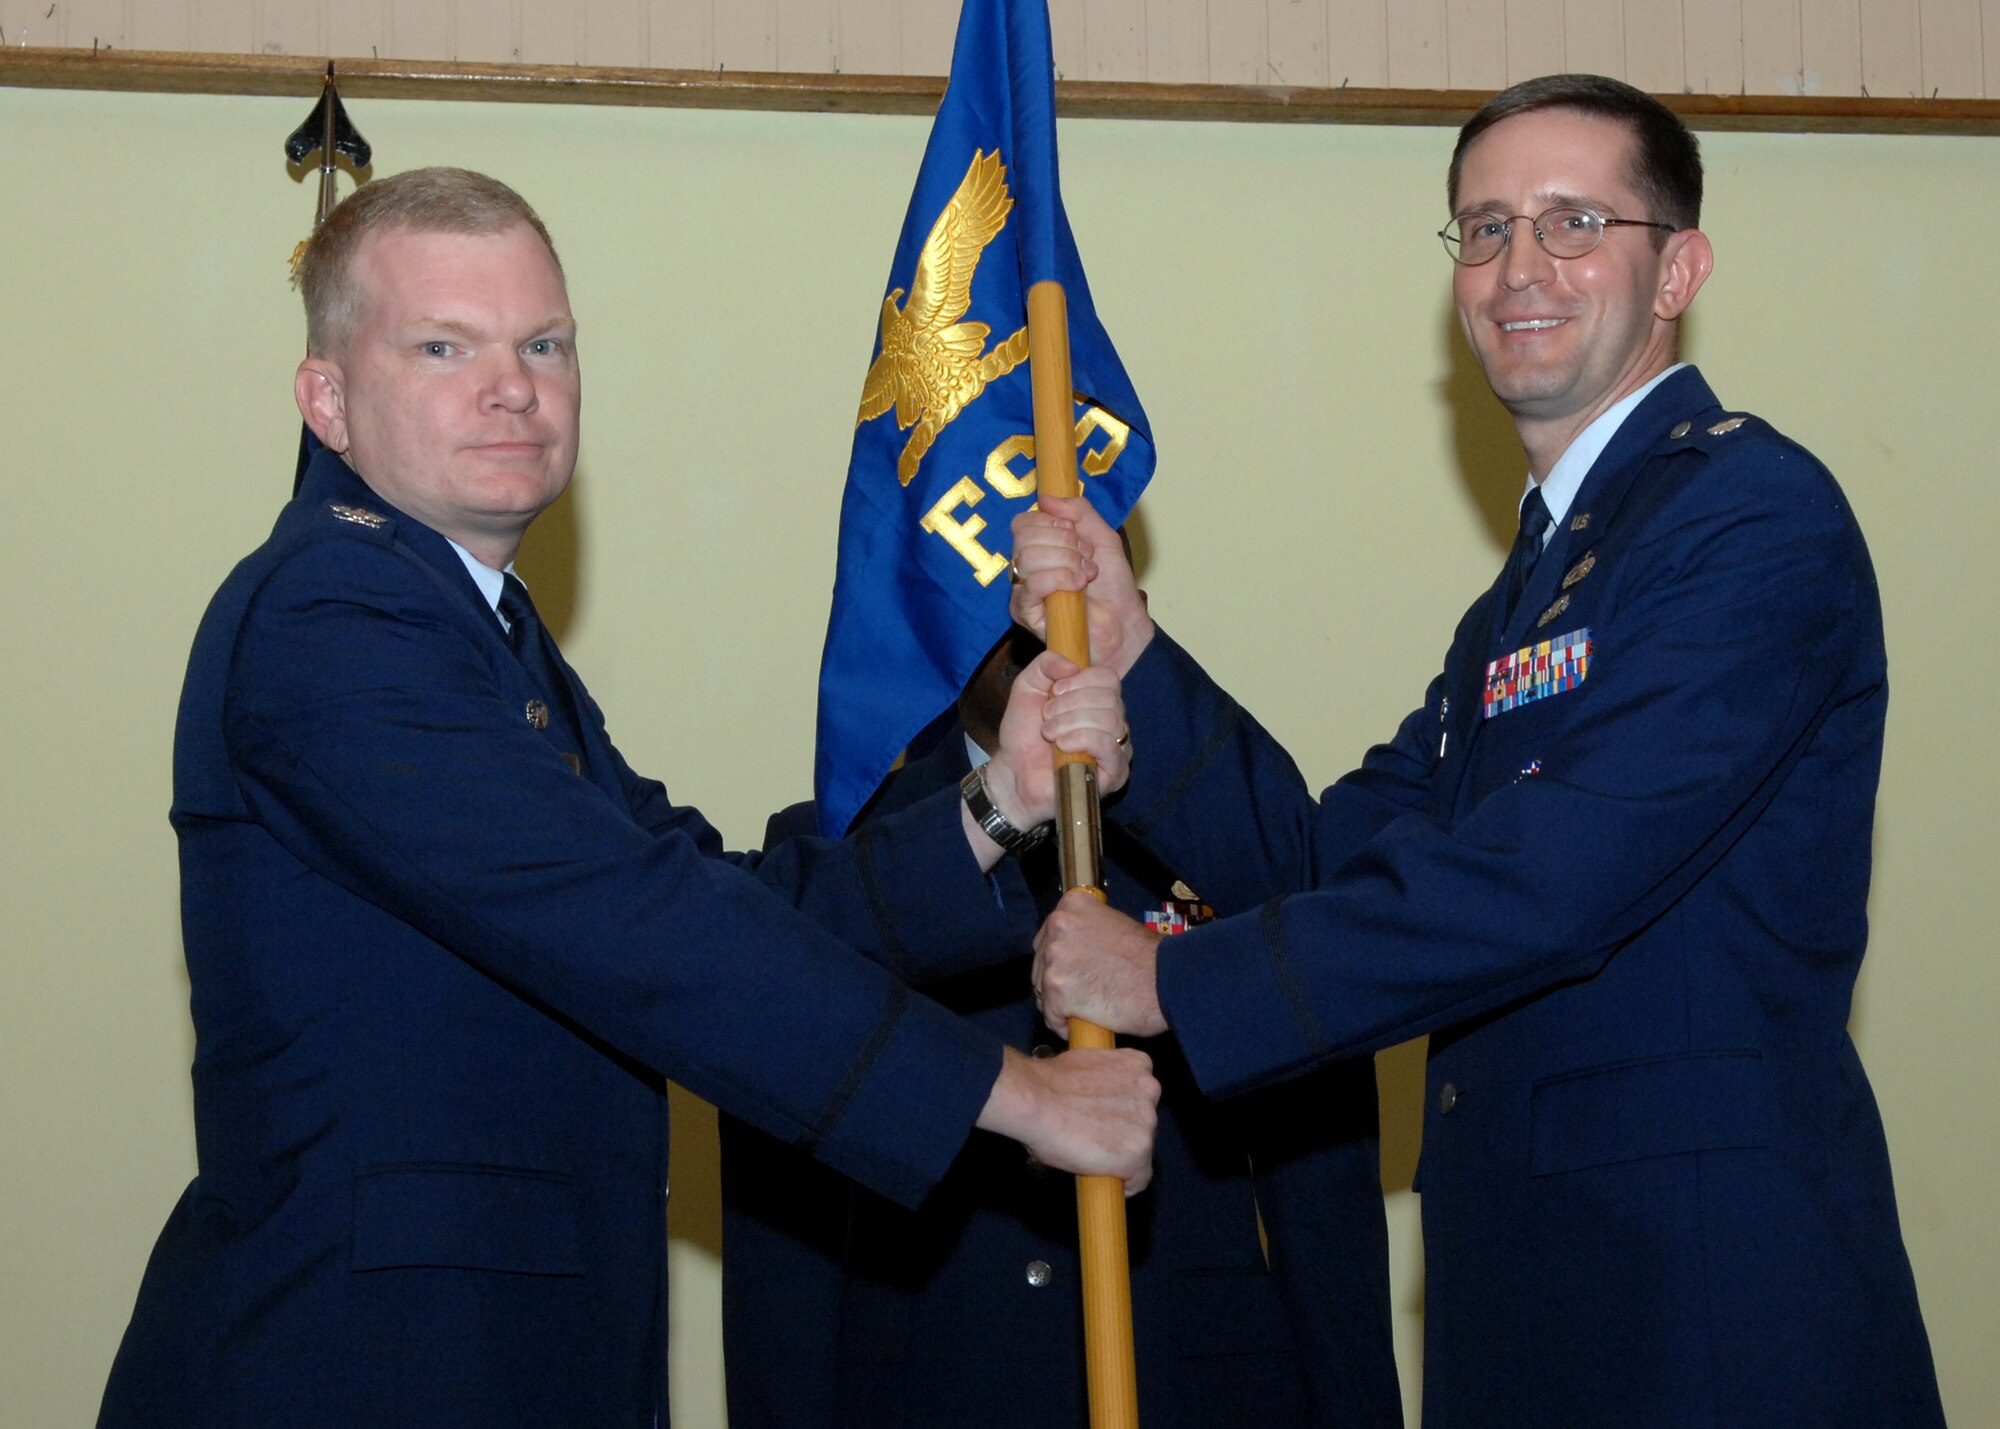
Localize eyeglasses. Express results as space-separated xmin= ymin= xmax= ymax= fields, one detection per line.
xmin=1439 ymin=206 xmax=1680 ymax=266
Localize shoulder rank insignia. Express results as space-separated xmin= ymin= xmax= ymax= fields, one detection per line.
xmin=1561 ymin=551 xmax=1596 ymax=590
xmin=1707 ymin=415 xmax=1749 ymax=436
xmin=1484 ymin=627 xmax=1592 ymax=720
xmin=1536 ymin=592 xmax=1572 ymax=628
xmin=327 ymin=502 xmax=388 ymax=529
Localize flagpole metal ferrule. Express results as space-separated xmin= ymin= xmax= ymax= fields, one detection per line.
xmin=1054 ymin=760 xmax=1105 ymax=898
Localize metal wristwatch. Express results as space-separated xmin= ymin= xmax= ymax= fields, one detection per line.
xmin=960 ymin=764 xmax=1052 ymax=855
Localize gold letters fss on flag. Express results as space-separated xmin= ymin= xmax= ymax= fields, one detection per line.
xmin=813 ymin=0 xmax=1156 ymax=836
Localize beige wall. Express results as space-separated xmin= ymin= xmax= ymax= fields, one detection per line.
xmin=3 ymin=85 xmax=1996 ymax=1427
xmin=8 ymin=0 xmax=2000 ymax=97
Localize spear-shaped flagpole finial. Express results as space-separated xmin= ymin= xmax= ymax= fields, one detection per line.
xmin=286 ymin=62 xmax=373 ymax=275
xmin=286 ymin=63 xmax=372 ymax=495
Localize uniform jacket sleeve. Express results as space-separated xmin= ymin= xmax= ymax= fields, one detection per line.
xmin=609 ymin=734 xmax=1037 ymax=989
xmin=1115 ymin=433 xmax=1869 ymax=1096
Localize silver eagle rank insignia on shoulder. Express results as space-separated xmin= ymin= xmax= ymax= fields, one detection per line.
xmin=326 ymin=503 xmax=389 ymax=529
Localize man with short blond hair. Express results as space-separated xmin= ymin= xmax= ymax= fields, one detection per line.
xmin=100 ymin=166 xmax=1159 ymax=1428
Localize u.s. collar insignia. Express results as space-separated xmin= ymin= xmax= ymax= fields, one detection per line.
xmin=1536 ymin=592 xmax=1572 ymax=628
xmin=525 ymin=699 xmax=549 ymax=730
xmin=1569 ymin=513 xmax=1591 ymax=532
xmin=327 ymin=503 xmax=388 ymax=528
xmin=1561 ymin=551 xmax=1596 ymax=589
xmin=1707 ymin=415 xmax=1749 ymax=436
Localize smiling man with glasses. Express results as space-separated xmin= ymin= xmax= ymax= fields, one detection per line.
xmin=1013 ymin=72 xmax=1946 ymax=1428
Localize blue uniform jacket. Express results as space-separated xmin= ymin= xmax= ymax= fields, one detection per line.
xmin=1113 ymin=368 xmax=1943 ymax=1427
xmin=720 ymin=731 xmax=1400 ymax=1429
xmin=100 ymin=450 xmax=1040 ymax=1428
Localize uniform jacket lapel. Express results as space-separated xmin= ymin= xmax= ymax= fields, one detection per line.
xmin=303 ymin=450 xmax=620 ymax=798
xmin=306 ymin=451 xmax=499 ymax=631
xmin=1450 ymin=366 xmax=1724 ymax=815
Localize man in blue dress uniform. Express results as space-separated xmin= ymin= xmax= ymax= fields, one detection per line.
xmin=720 ymin=629 xmax=1401 ymax=1429
xmin=97 ymin=167 xmax=1162 ymax=1428
xmin=1014 ymin=75 xmax=1945 ymax=1428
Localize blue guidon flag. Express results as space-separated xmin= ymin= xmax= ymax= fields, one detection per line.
xmin=813 ymin=0 xmax=1155 ymax=836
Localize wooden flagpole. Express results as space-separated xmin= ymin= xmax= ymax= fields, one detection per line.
xmin=1025 ymin=277 xmax=1141 ymax=1429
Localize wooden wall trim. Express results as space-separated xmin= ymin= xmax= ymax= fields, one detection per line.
xmin=5 ymin=47 xmax=1997 ymax=135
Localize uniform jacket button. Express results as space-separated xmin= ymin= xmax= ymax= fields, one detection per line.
xmin=1438 ymin=1082 xmax=1461 ymax=1115
xmin=1030 ymin=1043 xmax=1057 ymax=1059
xmin=1026 ymin=1259 xmax=1053 ymax=1288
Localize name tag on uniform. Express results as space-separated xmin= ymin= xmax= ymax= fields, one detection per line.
xmin=1483 ymin=627 xmax=1592 ymax=720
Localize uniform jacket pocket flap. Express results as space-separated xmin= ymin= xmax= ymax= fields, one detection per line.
xmin=1530 ymin=1051 xmax=1772 ymax=1177
xmin=351 ymin=1163 xmax=585 ymax=1276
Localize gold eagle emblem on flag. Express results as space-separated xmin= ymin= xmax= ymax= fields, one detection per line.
xmin=856 ymin=149 xmax=1030 ymax=486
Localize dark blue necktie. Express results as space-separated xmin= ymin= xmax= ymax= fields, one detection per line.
xmin=498 ymin=573 xmax=588 ymax=767
xmin=1498 ymin=485 xmax=1554 ymax=629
